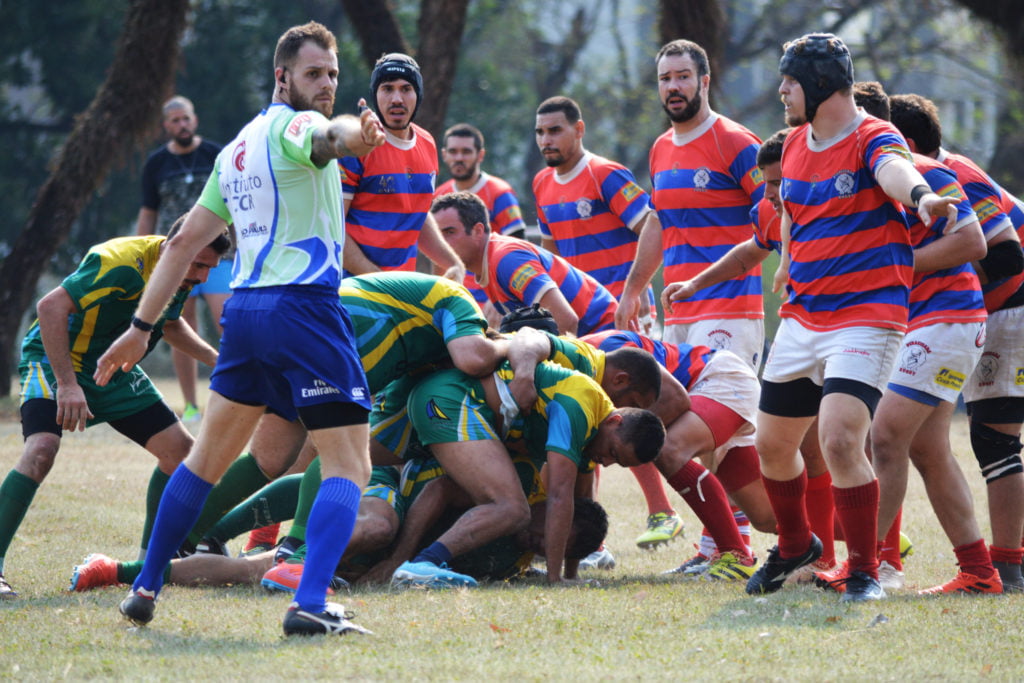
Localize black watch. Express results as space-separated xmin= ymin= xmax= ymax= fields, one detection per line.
xmin=131 ymin=316 xmax=154 ymax=332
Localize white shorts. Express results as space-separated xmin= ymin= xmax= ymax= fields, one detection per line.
xmin=663 ymin=318 xmax=765 ymax=373
xmin=763 ymin=318 xmax=903 ymax=394
xmin=691 ymin=350 xmax=760 ymax=436
xmin=964 ymin=305 xmax=1024 ymax=403
xmin=887 ymin=322 xmax=985 ymax=406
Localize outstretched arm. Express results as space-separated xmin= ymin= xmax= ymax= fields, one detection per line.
xmin=310 ymin=100 xmax=385 ymax=167
xmin=94 ymin=206 xmax=227 ymax=386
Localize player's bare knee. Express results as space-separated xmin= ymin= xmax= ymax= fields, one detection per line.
xmin=16 ymin=436 xmax=60 ymax=482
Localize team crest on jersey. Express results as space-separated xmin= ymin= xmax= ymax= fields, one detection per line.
xmin=136 ymin=257 xmax=145 ymax=274
xmin=897 ymin=340 xmax=930 ymax=376
xmin=232 ymin=141 xmax=246 ymax=172
xmin=379 ymin=175 xmax=396 ymax=194
xmin=576 ymin=198 xmax=593 ymax=219
xmin=693 ymin=167 xmax=711 ymax=191
xmin=834 ymin=171 xmax=856 ymax=197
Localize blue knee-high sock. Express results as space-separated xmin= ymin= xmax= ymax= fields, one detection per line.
xmin=132 ymin=465 xmax=213 ymax=596
xmin=293 ymin=477 xmax=361 ymax=613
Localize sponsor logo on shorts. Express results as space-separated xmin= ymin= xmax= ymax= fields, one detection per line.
xmin=301 ymin=379 xmax=341 ymax=399
xmin=425 ymin=399 xmax=449 ymax=420
xmin=898 ymin=341 xmax=929 ymax=375
xmin=128 ymin=374 xmax=147 ymax=394
xmin=976 ymin=324 xmax=986 ymax=348
xmin=844 ymin=346 xmax=873 ymax=358
xmin=934 ymin=367 xmax=965 ymax=391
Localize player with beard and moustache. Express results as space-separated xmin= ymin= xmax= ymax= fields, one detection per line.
xmin=96 ymin=21 xmax=387 ymax=636
xmin=340 ymin=53 xmax=464 ymax=281
xmin=435 ymin=123 xmax=526 ymax=322
xmin=137 ymin=97 xmax=227 ymax=425
xmin=623 ymin=39 xmax=765 ymax=373
xmin=436 ymin=123 xmax=525 ymax=238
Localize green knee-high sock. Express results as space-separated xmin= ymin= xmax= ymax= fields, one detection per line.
xmin=0 ymin=470 xmax=40 ymax=573
xmin=117 ymin=559 xmax=171 ymax=586
xmin=185 ymin=452 xmax=270 ymax=546
xmin=288 ymin=456 xmax=322 ymax=543
xmin=204 ymin=474 xmax=303 ymax=544
xmin=139 ymin=467 xmax=171 ymax=553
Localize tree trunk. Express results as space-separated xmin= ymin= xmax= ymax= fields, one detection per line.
xmin=0 ymin=0 xmax=189 ymax=396
xmin=341 ymin=0 xmax=410 ymax=67
xmin=416 ymin=0 xmax=471 ymax=140
xmin=659 ymin=0 xmax=726 ymax=100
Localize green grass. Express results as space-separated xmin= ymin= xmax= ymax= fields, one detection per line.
xmin=1 ymin=380 xmax=1021 ymax=680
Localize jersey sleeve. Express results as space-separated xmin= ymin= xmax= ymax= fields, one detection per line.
xmin=60 ymin=251 xmax=145 ymax=313
xmin=493 ymin=246 xmax=557 ymax=306
xmin=862 ymin=122 xmax=913 ymax=177
xmin=340 ymin=155 xmax=364 ymax=199
xmin=196 ymin=157 xmax=232 ymax=223
xmin=599 ymin=165 xmax=651 ymax=231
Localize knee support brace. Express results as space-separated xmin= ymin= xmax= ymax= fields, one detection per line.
xmin=970 ymin=422 xmax=1023 ymax=484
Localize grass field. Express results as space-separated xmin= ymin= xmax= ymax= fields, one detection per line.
xmin=1 ymin=379 xmax=1021 ymax=680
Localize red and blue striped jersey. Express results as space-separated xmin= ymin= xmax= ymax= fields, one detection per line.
xmin=582 ymin=330 xmax=714 ymax=391
xmin=340 ymin=125 xmax=438 ymax=273
xmin=532 ymin=152 xmax=651 ymax=299
xmin=977 ymin=185 xmax=1024 ymax=313
xmin=436 ymin=172 xmax=526 ymax=304
xmin=906 ymin=154 xmax=985 ymax=329
xmin=751 ymin=200 xmax=782 ymax=254
xmin=650 ymin=113 xmax=765 ymax=325
xmin=936 ymin=149 xmax=1024 ymax=313
xmin=779 ymin=113 xmax=913 ymax=332
xmin=436 ymin=172 xmax=525 ymax=236
xmin=477 ymin=234 xmax=618 ymax=335
xmin=937 ymin=149 xmax=1012 ymax=241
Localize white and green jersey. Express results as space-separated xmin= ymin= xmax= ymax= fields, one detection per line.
xmin=198 ymin=103 xmax=344 ymax=289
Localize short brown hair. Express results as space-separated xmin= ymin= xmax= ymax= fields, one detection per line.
xmin=431 ymin=191 xmax=490 ymax=234
xmin=890 ymin=93 xmax=942 ymax=155
xmin=656 ymin=39 xmax=710 ymax=78
xmin=852 ymin=81 xmax=890 ymax=121
xmin=274 ymin=22 xmax=337 ymax=70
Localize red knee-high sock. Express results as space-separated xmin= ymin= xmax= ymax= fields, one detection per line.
xmin=833 ymin=480 xmax=879 ymax=578
xmin=805 ymin=471 xmax=835 ymax=566
xmin=878 ymin=507 xmax=902 ymax=570
xmin=631 ymin=461 xmax=674 ymax=516
xmin=666 ymin=460 xmax=749 ymax=560
xmin=763 ymin=470 xmax=812 ymax=558
xmin=955 ymin=539 xmax=995 ymax=579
